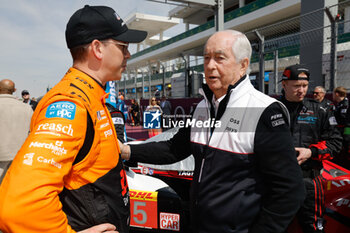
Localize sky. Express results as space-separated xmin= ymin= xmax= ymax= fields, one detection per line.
xmin=0 ymin=0 xmax=181 ymax=98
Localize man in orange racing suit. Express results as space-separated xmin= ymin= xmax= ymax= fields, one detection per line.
xmin=0 ymin=5 xmax=147 ymax=233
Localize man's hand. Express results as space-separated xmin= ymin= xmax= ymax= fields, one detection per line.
xmin=295 ymin=147 xmax=312 ymax=165
xmin=118 ymin=139 xmax=130 ymax=160
xmin=78 ymin=223 xmax=118 ymax=233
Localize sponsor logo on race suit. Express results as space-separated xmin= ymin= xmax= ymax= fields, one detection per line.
xmin=104 ymin=129 xmax=113 ymax=138
xmin=96 ymin=108 xmax=113 ymax=138
xmin=37 ymin=156 xmax=62 ymax=169
xmin=100 ymin=122 xmax=110 ymax=129
xmin=75 ymin=77 xmax=94 ymax=89
xmin=23 ymin=153 xmax=34 ymax=166
xmin=270 ymin=113 xmax=286 ymax=127
xmin=297 ymin=116 xmax=317 ymax=124
xmin=45 ymin=101 xmax=76 ymax=120
xmin=97 ymin=110 xmax=107 ymax=120
xmin=29 ymin=141 xmax=67 ymax=156
xmin=329 ymin=116 xmax=338 ymax=125
xmin=35 ymin=123 xmax=74 ymax=137
xmin=112 ymin=117 xmax=124 ymax=125
xmin=22 ymin=152 xmax=62 ymax=169
xmin=160 ymin=212 xmax=180 ymax=231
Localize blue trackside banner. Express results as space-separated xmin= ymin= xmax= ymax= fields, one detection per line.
xmin=106 ymin=81 xmax=117 ymax=108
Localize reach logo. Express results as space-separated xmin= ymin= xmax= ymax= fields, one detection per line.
xmin=143 ymin=110 xmax=162 ymax=129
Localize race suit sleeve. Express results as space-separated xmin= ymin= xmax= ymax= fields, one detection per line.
xmin=110 ymin=110 xmax=126 ymax=143
xmin=0 ymin=96 xmax=87 ymax=233
xmin=334 ymin=99 xmax=348 ymax=126
xmin=250 ymin=102 xmax=305 ymax=233
xmin=309 ymin=108 xmax=342 ymax=160
xmin=129 ymin=126 xmax=191 ymax=164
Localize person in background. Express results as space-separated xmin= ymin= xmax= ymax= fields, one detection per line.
xmin=332 ymin=86 xmax=350 ymax=169
xmin=116 ymin=94 xmax=128 ymax=122
xmin=333 ymin=86 xmax=348 ymax=130
xmin=0 ymin=5 xmax=147 ymax=233
xmin=22 ymin=89 xmax=38 ymax=111
xmin=130 ymin=99 xmax=140 ymax=126
xmin=0 ymin=79 xmax=33 ymax=184
xmin=160 ymin=95 xmax=172 ymax=130
xmin=280 ymin=64 xmax=342 ymax=233
xmin=160 ymin=95 xmax=171 ymax=115
xmin=313 ymin=86 xmax=333 ymax=111
xmin=119 ymin=30 xmax=305 ymax=233
xmin=154 ymin=88 xmax=160 ymax=99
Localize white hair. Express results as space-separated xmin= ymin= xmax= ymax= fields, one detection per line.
xmin=315 ymin=86 xmax=326 ymax=93
xmin=205 ymin=30 xmax=252 ymax=75
xmin=229 ymin=30 xmax=252 ymax=75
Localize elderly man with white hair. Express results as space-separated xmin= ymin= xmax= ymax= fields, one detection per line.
xmin=313 ymin=86 xmax=333 ymax=111
xmin=119 ymin=30 xmax=305 ymax=233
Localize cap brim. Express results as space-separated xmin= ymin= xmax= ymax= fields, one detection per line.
xmin=113 ymin=29 xmax=147 ymax=43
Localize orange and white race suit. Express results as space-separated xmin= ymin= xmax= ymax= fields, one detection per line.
xmin=0 ymin=68 xmax=129 ymax=233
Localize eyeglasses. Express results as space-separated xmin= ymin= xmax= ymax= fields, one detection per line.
xmin=102 ymin=40 xmax=129 ymax=54
xmin=313 ymin=92 xmax=320 ymax=95
xmin=151 ymin=99 xmax=156 ymax=101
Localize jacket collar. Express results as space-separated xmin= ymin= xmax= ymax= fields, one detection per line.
xmin=199 ymin=75 xmax=249 ymax=120
xmin=66 ymin=67 xmax=107 ymax=101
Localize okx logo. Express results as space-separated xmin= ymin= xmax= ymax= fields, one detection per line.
xmin=143 ymin=110 xmax=162 ymax=129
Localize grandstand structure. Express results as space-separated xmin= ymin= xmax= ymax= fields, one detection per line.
xmin=118 ymin=0 xmax=350 ymax=99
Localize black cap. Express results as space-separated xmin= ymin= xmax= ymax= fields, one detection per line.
xmin=22 ymin=90 xmax=29 ymax=96
xmin=65 ymin=5 xmax=147 ymax=49
xmin=281 ymin=64 xmax=310 ymax=82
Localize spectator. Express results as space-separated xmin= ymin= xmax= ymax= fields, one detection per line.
xmin=0 ymin=5 xmax=147 ymax=233
xmin=21 ymin=89 xmax=38 ymax=111
xmin=130 ymin=99 xmax=140 ymax=126
xmin=280 ymin=64 xmax=342 ymax=233
xmin=119 ymin=30 xmax=305 ymax=233
xmin=160 ymin=95 xmax=171 ymax=115
xmin=0 ymin=79 xmax=33 ymax=184
xmin=160 ymin=95 xmax=172 ymax=130
xmin=333 ymin=86 xmax=349 ymax=128
xmin=145 ymin=97 xmax=162 ymax=137
xmin=154 ymin=88 xmax=160 ymax=98
xmin=116 ymin=94 xmax=128 ymax=122
xmin=313 ymin=86 xmax=333 ymax=111
xmin=333 ymin=86 xmax=350 ymax=169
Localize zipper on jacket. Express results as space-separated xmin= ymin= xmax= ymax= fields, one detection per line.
xmin=197 ymin=94 xmax=212 ymax=183
xmin=198 ymin=158 xmax=205 ymax=183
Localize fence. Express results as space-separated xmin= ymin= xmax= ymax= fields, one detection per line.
xmin=246 ymin=0 xmax=350 ymax=94
xmin=119 ymin=0 xmax=350 ymax=99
